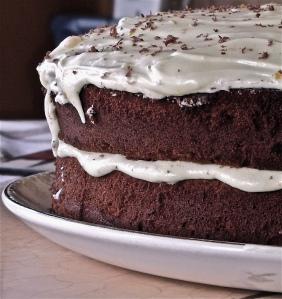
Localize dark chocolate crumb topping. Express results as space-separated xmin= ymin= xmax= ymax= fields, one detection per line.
xmin=258 ymin=51 xmax=269 ymax=59
xmin=163 ymin=35 xmax=178 ymax=46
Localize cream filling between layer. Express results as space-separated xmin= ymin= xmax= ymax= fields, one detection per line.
xmin=57 ymin=140 xmax=282 ymax=193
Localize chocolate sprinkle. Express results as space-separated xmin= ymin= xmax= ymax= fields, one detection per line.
xmin=258 ymin=52 xmax=269 ymax=59
xmin=218 ymin=35 xmax=230 ymax=43
xmin=110 ymin=26 xmax=118 ymax=38
xmin=125 ymin=66 xmax=133 ymax=77
xmin=89 ymin=46 xmax=99 ymax=52
xmin=192 ymin=18 xmax=198 ymax=26
xmin=139 ymin=48 xmax=149 ymax=54
xmin=163 ymin=35 xmax=178 ymax=46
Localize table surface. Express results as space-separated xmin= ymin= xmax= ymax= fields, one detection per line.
xmin=1 ymin=183 xmax=281 ymax=299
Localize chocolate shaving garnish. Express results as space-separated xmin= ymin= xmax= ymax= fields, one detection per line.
xmin=97 ymin=28 xmax=105 ymax=34
xmin=204 ymin=34 xmax=212 ymax=41
xmin=129 ymin=28 xmax=136 ymax=35
xmin=256 ymin=13 xmax=260 ymax=18
xmin=258 ymin=52 xmax=269 ymax=59
xmin=213 ymin=28 xmax=219 ymax=32
xmin=196 ymin=33 xmax=203 ymax=38
xmin=72 ymin=70 xmax=77 ymax=74
xmin=101 ymin=72 xmax=110 ymax=79
xmin=89 ymin=46 xmax=98 ymax=52
xmin=112 ymin=38 xmax=123 ymax=50
xmin=181 ymin=44 xmax=188 ymax=50
xmin=163 ymin=35 xmax=178 ymax=46
xmin=248 ymin=4 xmax=260 ymax=11
xmin=151 ymin=47 xmax=163 ymax=56
xmin=268 ymin=5 xmax=274 ymax=11
xmin=275 ymin=70 xmax=282 ymax=80
xmin=218 ymin=35 xmax=230 ymax=43
xmin=131 ymin=36 xmax=144 ymax=43
xmin=125 ymin=66 xmax=133 ymax=77
xmin=139 ymin=48 xmax=149 ymax=54
xmin=268 ymin=40 xmax=273 ymax=46
xmin=143 ymin=20 xmax=157 ymax=30
xmin=192 ymin=18 xmax=198 ymax=26
xmin=255 ymin=23 xmax=267 ymax=27
xmin=241 ymin=47 xmax=246 ymax=54
xmin=110 ymin=26 xmax=118 ymax=38
xmin=154 ymin=36 xmax=161 ymax=40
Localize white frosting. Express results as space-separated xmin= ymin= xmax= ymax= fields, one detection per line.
xmin=37 ymin=4 xmax=282 ymax=126
xmin=44 ymin=91 xmax=60 ymax=154
xmin=57 ymin=140 xmax=282 ymax=193
xmin=53 ymin=188 xmax=63 ymax=201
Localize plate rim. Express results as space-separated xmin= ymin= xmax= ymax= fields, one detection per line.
xmin=3 ymin=172 xmax=282 ymax=293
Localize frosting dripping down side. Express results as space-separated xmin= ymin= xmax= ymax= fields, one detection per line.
xmin=57 ymin=140 xmax=282 ymax=193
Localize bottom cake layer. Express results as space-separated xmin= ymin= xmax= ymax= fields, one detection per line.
xmin=52 ymin=157 xmax=282 ymax=246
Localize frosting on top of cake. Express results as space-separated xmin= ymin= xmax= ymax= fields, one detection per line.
xmin=38 ymin=3 xmax=282 ymax=124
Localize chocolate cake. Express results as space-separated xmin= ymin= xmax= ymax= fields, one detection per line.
xmin=38 ymin=3 xmax=282 ymax=245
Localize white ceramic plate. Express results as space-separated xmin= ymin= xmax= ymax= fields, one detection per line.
xmin=2 ymin=173 xmax=282 ymax=292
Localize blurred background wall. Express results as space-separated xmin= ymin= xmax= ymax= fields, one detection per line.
xmin=1 ymin=0 xmax=281 ymax=119
xmin=1 ymin=0 xmax=113 ymax=119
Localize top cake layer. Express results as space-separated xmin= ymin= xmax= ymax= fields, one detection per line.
xmin=38 ymin=3 xmax=282 ymax=123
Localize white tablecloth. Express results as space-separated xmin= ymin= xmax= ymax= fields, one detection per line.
xmin=0 ymin=120 xmax=53 ymax=186
xmin=0 ymin=120 xmax=51 ymax=161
